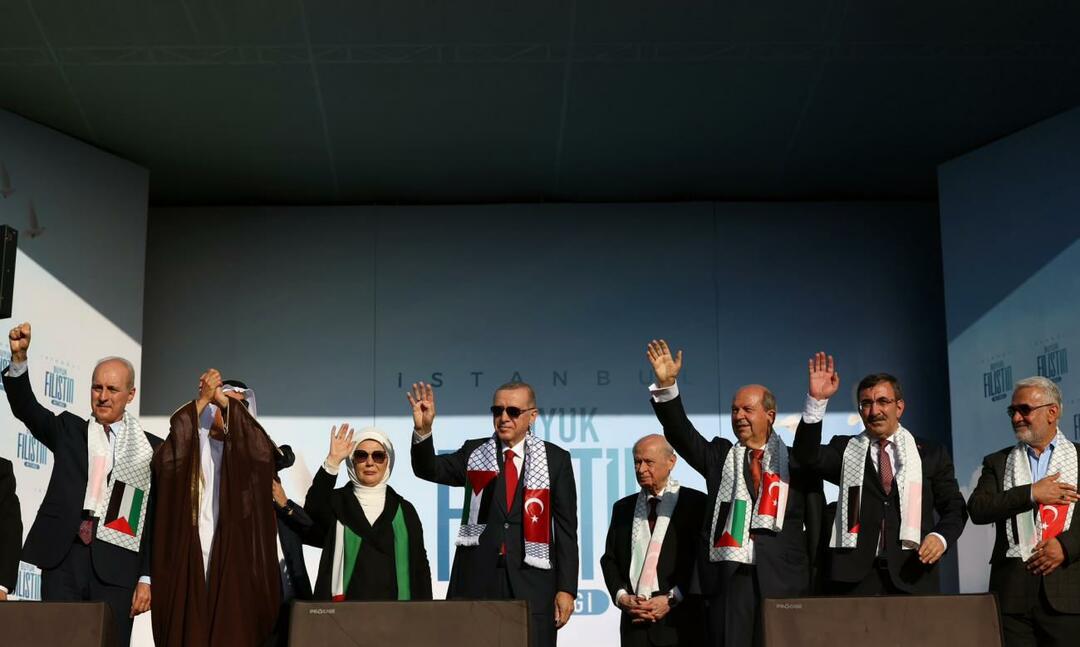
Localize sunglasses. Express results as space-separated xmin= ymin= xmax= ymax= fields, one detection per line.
xmin=1006 ymin=403 xmax=1053 ymax=418
xmin=490 ymin=406 xmax=536 ymax=419
xmin=353 ymin=450 xmax=388 ymax=464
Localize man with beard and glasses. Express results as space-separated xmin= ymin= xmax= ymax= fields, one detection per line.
xmin=2 ymin=322 xmax=158 ymax=647
xmin=969 ymin=376 xmax=1080 ymax=646
xmin=646 ymin=340 xmax=823 ymax=647
xmin=151 ymin=370 xmax=280 ymax=647
xmin=793 ymin=353 xmax=967 ymax=595
xmin=410 ymin=381 xmax=579 ymax=647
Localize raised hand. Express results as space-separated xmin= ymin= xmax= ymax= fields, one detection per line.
xmin=197 ymin=369 xmax=225 ymax=406
xmin=646 ymin=339 xmax=683 ymax=388
xmin=326 ymin=423 xmax=355 ymax=466
xmin=406 ymin=382 xmax=436 ymax=434
xmin=1031 ymin=472 xmax=1080 ymax=506
xmin=8 ymin=322 xmax=30 ymax=363
xmin=808 ymin=351 xmax=840 ymax=400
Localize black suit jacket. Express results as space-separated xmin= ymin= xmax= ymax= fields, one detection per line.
xmin=652 ymin=396 xmax=823 ymax=598
xmin=968 ymin=443 xmax=1080 ymax=614
xmin=305 ymin=469 xmax=433 ymax=601
xmin=275 ymin=498 xmax=314 ymax=601
xmin=0 ymin=457 xmax=22 ymax=592
xmin=600 ymin=488 xmax=706 ymax=647
xmin=792 ymin=419 xmax=967 ymax=593
xmin=2 ymin=367 xmax=161 ymax=588
xmin=411 ymin=435 xmax=579 ymax=615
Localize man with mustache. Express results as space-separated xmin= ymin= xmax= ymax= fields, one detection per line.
xmin=646 ymin=340 xmax=822 ymax=647
xmin=968 ymin=376 xmax=1080 ymax=646
xmin=793 ymin=352 xmax=967 ymax=594
xmin=2 ymin=322 xmax=159 ymax=646
xmin=410 ymin=381 xmax=579 ymax=647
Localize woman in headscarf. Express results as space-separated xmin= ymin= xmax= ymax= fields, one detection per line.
xmin=305 ymin=423 xmax=433 ymax=601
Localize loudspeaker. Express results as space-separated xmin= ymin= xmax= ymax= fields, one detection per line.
xmin=289 ymin=600 xmax=530 ymax=647
xmin=0 ymin=224 xmax=15 ymax=319
xmin=762 ymin=594 xmax=1003 ymax=647
xmin=0 ymin=601 xmax=116 ymax=647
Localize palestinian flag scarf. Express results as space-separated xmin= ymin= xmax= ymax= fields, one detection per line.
xmin=330 ymin=505 xmax=412 ymax=601
xmin=457 ymin=432 xmax=553 ymax=569
xmin=1004 ymin=429 xmax=1077 ymax=560
xmin=830 ymin=426 xmax=922 ymax=550
xmin=85 ymin=410 xmax=154 ymax=552
xmin=708 ymin=429 xmax=790 ymax=564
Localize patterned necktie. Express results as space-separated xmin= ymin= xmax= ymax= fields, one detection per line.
xmin=879 ymin=438 xmax=894 ymax=495
xmin=648 ymin=497 xmax=659 ymax=533
xmin=504 ymin=449 xmax=519 ymax=509
xmin=750 ymin=448 xmax=765 ymax=496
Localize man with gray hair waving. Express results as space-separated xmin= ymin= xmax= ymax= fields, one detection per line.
xmin=969 ymin=376 xmax=1080 ymax=646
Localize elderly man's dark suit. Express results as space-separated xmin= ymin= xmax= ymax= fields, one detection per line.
xmin=2 ymin=367 xmax=160 ymax=646
xmin=969 ymin=442 xmax=1080 ymax=646
xmin=600 ymin=486 xmax=706 ymax=646
xmin=652 ymin=395 xmax=823 ymax=647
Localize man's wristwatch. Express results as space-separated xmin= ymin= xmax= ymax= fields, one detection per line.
xmin=667 ymin=589 xmax=678 ymax=606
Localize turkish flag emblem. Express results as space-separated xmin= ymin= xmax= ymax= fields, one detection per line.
xmin=523 ymin=488 xmax=551 ymax=543
xmin=1039 ymin=504 xmax=1069 ymax=540
xmin=758 ymin=472 xmax=781 ymax=516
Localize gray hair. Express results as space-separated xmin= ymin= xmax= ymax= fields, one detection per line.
xmin=1014 ymin=376 xmax=1062 ymax=407
xmin=93 ymin=356 xmax=136 ymax=390
xmin=633 ymin=433 xmax=675 ymax=457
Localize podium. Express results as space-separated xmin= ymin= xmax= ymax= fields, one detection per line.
xmin=0 ymin=601 xmax=116 ymax=647
xmin=288 ymin=600 xmax=530 ymax=647
xmin=762 ymin=593 xmax=1003 ymax=647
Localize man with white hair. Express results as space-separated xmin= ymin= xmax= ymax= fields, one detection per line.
xmin=600 ymin=434 xmax=706 ymax=646
xmin=2 ymin=322 xmax=159 ymax=647
xmin=969 ymin=376 xmax=1080 ymax=646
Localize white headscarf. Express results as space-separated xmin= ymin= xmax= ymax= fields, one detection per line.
xmin=345 ymin=427 xmax=394 ymax=522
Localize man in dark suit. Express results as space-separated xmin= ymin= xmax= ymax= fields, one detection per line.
xmin=410 ymin=381 xmax=579 ymax=647
xmin=2 ymin=322 xmax=160 ymax=646
xmin=0 ymin=457 xmax=22 ymax=599
xmin=266 ymin=445 xmax=314 ymax=647
xmin=969 ymin=376 xmax=1080 ymax=646
xmin=645 ymin=340 xmax=823 ymax=647
xmin=793 ymin=352 xmax=967 ymax=595
xmin=601 ymin=434 xmax=706 ymax=646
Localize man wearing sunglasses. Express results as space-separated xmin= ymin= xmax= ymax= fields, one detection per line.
xmin=150 ymin=370 xmax=281 ymax=647
xmin=968 ymin=376 xmax=1080 ymax=645
xmin=793 ymin=354 xmax=967 ymax=596
xmin=410 ymin=381 xmax=579 ymax=647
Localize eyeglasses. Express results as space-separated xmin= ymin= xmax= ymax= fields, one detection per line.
xmin=490 ymin=406 xmax=536 ymax=419
xmin=858 ymin=397 xmax=897 ymax=410
xmin=1006 ymin=403 xmax=1054 ymax=418
xmin=353 ymin=450 xmax=388 ymax=464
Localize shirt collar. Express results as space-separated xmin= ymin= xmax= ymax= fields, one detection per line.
xmin=502 ymin=436 xmax=527 ymax=456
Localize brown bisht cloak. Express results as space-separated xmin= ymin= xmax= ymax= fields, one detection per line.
xmin=151 ymin=399 xmax=281 ymax=647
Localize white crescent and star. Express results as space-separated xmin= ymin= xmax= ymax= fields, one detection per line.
xmin=1042 ymin=506 xmax=1060 ymax=524
xmin=524 ymin=496 xmax=545 ymax=523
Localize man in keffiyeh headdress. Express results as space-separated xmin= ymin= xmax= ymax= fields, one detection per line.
xmin=150 ymin=369 xmax=280 ymax=647
xmin=600 ymin=434 xmax=706 ymax=646
xmin=410 ymin=380 xmax=579 ymax=647
xmin=646 ymin=340 xmax=823 ymax=647
xmin=793 ymin=352 xmax=967 ymax=595
xmin=969 ymin=376 xmax=1080 ymax=646
xmin=2 ymin=322 xmax=160 ymax=647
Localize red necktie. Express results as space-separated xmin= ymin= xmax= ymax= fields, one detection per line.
xmin=504 ymin=449 xmax=519 ymax=509
xmin=648 ymin=497 xmax=659 ymax=533
xmin=750 ymin=449 xmax=764 ymax=496
xmin=879 ymin=439 xmax=894 ymax=495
